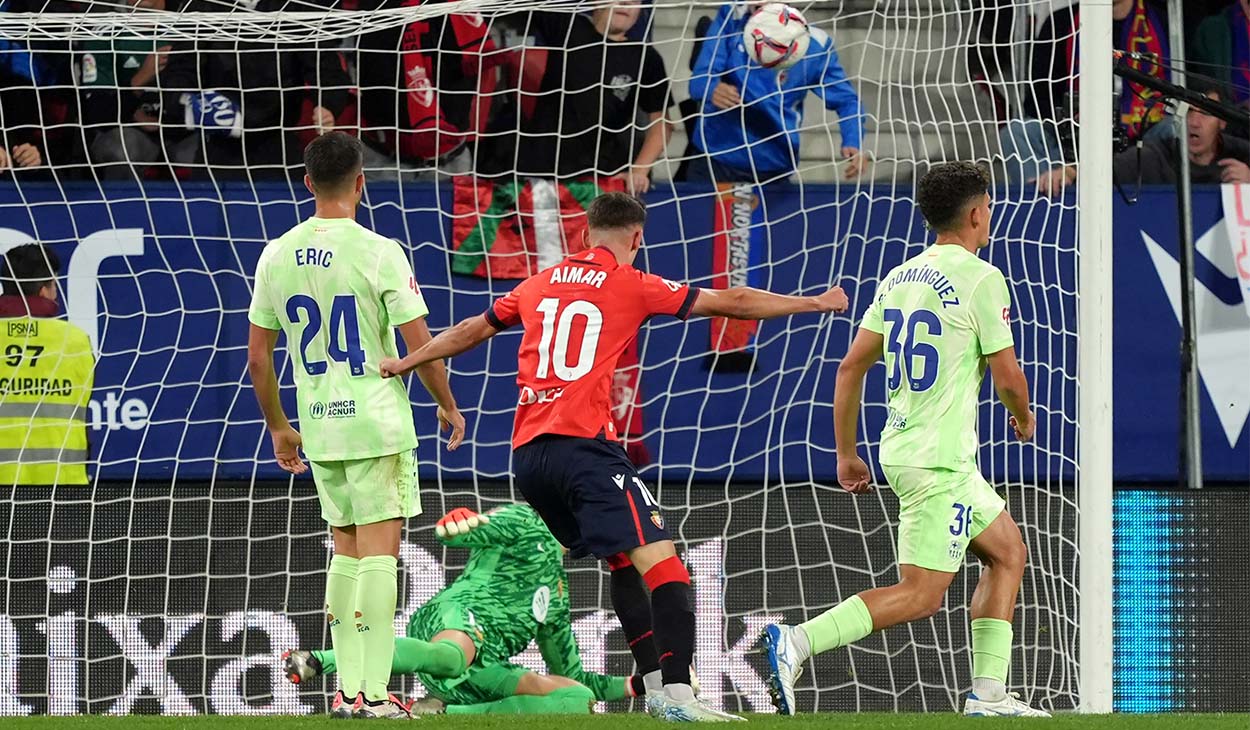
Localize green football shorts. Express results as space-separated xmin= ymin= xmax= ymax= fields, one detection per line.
xmin=407 ymin=599 xmax=529 ymax=705
xmin=882 ymin=464 xmax=1006 ymax=573
xmin=310 ymin=449 xmax=420 ymax=527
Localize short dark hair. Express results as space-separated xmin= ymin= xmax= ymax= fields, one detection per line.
xmin=1 ymin=243 xmax=59 ymax=297
xmin=303 ymin=132 xmax=363 ymax=192
xmin=1189 ymin=76 xmax=1231 ymax=104
xmin=586 ymin=192 xmax=647 ymax=230
xmin=0 ymin=243 xmax=58 ymax=297
xmin=917 ymin=162 xmax=991 ymax=232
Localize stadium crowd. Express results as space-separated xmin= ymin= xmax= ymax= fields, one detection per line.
xmin=0 ymin=0 xmax=1245 ymax=188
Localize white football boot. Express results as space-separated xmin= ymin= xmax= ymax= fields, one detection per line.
xmin=964 ymin=691 xmax=1052 ymax=717
xmin=328 ymin=690 xmax=359 ymax=720
xmin=353 ymin=693 xmax=412 ymax=719
xmin=654 ymin=685 xmax=745 ymax=723
xmin=759 ymin=623 xmax=805 ymax=715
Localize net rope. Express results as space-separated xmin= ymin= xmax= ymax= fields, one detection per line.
xmin=0 ymin=0 xmax=1082 ymax=715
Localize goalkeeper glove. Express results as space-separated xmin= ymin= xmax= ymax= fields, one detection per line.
xmin=435 ymin=507 xmax=490 ymax=539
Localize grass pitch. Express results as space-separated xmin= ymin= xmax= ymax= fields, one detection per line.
xmin=5 ymin=714 xmax=1247 ymax=730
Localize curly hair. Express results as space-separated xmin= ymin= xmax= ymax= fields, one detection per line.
xmin=916 ymin=162 xmax=991 ymax=233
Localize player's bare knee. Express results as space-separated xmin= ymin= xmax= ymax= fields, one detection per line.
xmin=914 ymin=593 xmax=945 ymax=620
xmin=330 ymin=526 xmax=357 ymax=559
xmin=895 ymin=570 xmax=951 ymax=620
xmin=626 ymin=540 xmax=678 ymax=575
xmin=431 ymin=629 xmax=476 ymax=666
xmin=1005 ymin=536 xmax=1028 ymax=576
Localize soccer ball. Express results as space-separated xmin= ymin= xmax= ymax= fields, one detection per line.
xmin=744 ymin=3 xmax=811 ymax=70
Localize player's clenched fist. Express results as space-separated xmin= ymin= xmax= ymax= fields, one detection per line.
xmin=816 ymin=286 xmax=850 ymax=314
xmin=435 ymin=507 xmax=490 ymax=539
xmin=378 ymin=357 xmax=404 ymax=379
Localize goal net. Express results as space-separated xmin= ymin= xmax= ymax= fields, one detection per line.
xmin=0 ymin=0 xmax=1094 ymax=715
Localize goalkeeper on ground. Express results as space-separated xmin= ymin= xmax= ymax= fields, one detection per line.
xmin=284 ymin=503 xmax=646 ymax=714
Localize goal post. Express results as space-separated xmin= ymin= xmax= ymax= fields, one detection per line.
xmin=1076 ymin=0 xmax=1115 ymax=714
xmin=0 ymin=0 xmax=1107 ymax=715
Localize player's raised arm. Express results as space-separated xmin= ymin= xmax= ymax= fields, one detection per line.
xmin=433 ymin=504 xmax=543 ymax=548
xmin=688 ymin=284 xmax=849 ymax=320
xmin=833 ymin=326 xmax=883 ymax=494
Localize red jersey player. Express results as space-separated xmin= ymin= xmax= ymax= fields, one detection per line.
xmin=381 ymin=193 xmax=848 ymax=721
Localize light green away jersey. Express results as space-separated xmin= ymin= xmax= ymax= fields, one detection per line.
xmin=860 ymin=244 xmax=1015 ymax=472
xmin=248 ymin=217 xmax=429 ymax=461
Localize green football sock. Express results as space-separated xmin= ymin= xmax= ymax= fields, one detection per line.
xmin=314 ymin=637 xmax=465 ymax=678
xmin=797 ymin=594 xmax=875 ymax=657
xmin=311 ymin=649 xmax=336 ymax=675
xmin=971 ymin=617 xmax=1013 ymax=683
xmin=444 ymin=685 xmax=595 ymax=715
xmin=392 ymin=638 xmax=467 ymax=677
xmin=325 ymin=554 xmax=361 ymax=697
xmin=355 ymin=555 xmax=399 ymax=701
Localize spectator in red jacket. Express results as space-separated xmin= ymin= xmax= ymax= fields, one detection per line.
xmin=355 ymin=0 xmax=500 ymax=180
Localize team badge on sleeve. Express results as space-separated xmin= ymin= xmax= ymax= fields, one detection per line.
xmin=1001 ymin=307 xmax=1011 ymax=323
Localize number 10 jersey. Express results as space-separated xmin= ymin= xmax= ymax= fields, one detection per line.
xmin=860 ymin=244 xmax=1015 ymax=473
xmin=248 ymin=216 xmax=430 ymax=461
xmin=486 ymin=246 xmax=698 ymax=450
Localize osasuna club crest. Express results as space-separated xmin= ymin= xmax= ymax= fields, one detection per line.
xmin=650 ymin=511 xmax=664 ymax=530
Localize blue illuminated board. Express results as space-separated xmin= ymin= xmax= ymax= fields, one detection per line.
xmin=1113 ymin=490 xmax=1181 ymax=711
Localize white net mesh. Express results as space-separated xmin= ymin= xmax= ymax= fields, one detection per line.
xmin=0 ymin=0 xmax=1084 ymax=715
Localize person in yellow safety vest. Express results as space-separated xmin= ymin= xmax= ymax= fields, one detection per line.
xmin=0 ymin=244 xmax=94 ymax=485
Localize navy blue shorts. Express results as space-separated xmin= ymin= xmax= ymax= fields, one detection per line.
xmin=513 ymin=434 xmax=671 ymax=560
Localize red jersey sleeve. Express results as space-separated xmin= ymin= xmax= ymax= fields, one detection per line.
xmin=485 ymin=286 xmax=523 ymax=330
xmin=638 ymin=271 xmax=699 ymax=320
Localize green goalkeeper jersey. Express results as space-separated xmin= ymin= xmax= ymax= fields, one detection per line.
xmin=860 ymin=244 xmax=1015 ymax=472
xmin=425 ymin=504 xmax=620 ymax=700
xmin=248 ymin=217 xmax=429 ymax=461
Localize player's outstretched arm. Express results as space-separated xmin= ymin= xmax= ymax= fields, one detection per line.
xmin=397 ymin=316 xmax=465 ymax=450
xmin=381 ymin=314 xmax=498 ymax=379
xmin=246 ymin=323 xmax=307 ymax=475
xmin=688 ymin=285 xmax=849 ymax=320
xmin=834 ymin=327 xmax=883 ymax=494
xmin=986 ymin=346 xmax=1035 ymax=442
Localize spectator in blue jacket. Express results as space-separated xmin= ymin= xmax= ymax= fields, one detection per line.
xmin=686 ymin=2 xmax=864 ymax=184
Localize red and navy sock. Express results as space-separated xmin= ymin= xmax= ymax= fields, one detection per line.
xmin=607 ymin=553 xmax=661 ymax=675
xmin=643 ymin=555 xmax=694 ymax=687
